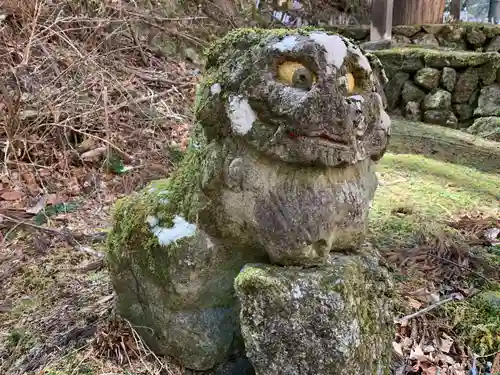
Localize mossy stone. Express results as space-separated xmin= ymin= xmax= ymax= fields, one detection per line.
xmin=441 ymin=67 xmax=457 ymax=92
xmin=423 ymin=89 xmax=452 ymax=110
xmin=386 ymin=72 xmax=410 ymax=109
xmin=402 ymin=81 xmax=426 ymax=104
xmin=415 ymin=67 xmax=441 ymax=90
xmin=393 ymin=25 xmax=421 ymax=37
xmin=453 ymin=67 xmax=479 ymax=104
xmin=474 ymin=84 xmax=500 ymax=117
xmin=107 ymin=26 xmax=393 ymax=371
xmin=466 ymin=29 xmax=486 ymax=47
xmin=234 ymin=251 xmax=395 ymax=375
xmin=468 ymin=117 xmax=500 ymax=141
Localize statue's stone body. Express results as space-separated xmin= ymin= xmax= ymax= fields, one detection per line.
xmin=107 ymin=28 xmax=393 ymax=374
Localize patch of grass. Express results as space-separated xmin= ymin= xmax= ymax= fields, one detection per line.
xmin=370 ymin=120 xmax=500 ymax=248
xmin=442 ymin=289 xmax=500 ymax=356
xmin=371 ymin=119 xmax=500 ymax=356
xmin=40 ymin=351 xmax=98 ymax=375
xmin=389 ymin=118 xmax=500 ymax=174
xmin=5 ymin=327 xmax=37 ymax=356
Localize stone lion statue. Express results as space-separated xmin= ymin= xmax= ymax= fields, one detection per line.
xmin=107 ymin=28 xmax=392 ymax=374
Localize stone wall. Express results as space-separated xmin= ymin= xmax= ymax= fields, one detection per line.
xmin=329 ymin=23 xmax=500 ymax=52
xmin=369 ymin=48 xmax=500 ymax=129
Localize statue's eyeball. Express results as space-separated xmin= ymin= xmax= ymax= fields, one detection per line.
xmin=277 ymin=61 xmax=316 ymax=90
xmin=347 ymin=72 xmax=356 ymax=94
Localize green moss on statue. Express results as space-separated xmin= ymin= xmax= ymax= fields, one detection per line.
xmin=107 ymin=26 xmax=393 ymax=373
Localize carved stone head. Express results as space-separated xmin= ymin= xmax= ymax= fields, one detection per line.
xmin=195 ymin=28 xmax=391 ymax=167
xmin=193 ymin=29 xmax=391 ymax=265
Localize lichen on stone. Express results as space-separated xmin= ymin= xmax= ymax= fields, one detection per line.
xmin=107 ymin=26 xmax=393 ymax=372
xmin=234 ymin=250 xmax=395 ymax=375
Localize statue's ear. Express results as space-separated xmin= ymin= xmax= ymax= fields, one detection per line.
xmin=365 ymin=53 xmax=388 ymax=109
xmin=194 ymin=81 xmax=230 ymax=141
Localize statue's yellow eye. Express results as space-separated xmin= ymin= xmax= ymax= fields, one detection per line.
xmin=277 ymin=61 xmax=316 ymax=90
xmin=347 ymin=73 xmax=355 ymax=94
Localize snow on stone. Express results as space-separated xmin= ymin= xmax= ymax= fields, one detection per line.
xmin=148 ymin=215 xmax=197 ymax=246
xmin=351 ymin=46 xmax=372 ymax=73
xmin=349 ymin=95 xmax=364 ymax=102
xmin=146 ymin=215 xmax=159 ymax=228
xmin=375 ymin=93 xmax=391 ymax=132
xmin=210 ymin=83 xmax=221 ymax=95
xmin=309 ymin=32 xmax=347 ymax=71
xmin=226 ymin=95 xmax=256 ymax=135
xmin=379 ymin=109 xmax=391 ymax=132
xmin=273 ymin=35 xmax=299 ymax=51
xmin=291 ymin=285 xmax=304 ymax=299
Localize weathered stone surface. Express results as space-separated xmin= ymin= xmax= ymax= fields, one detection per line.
xmin=468 ymin=88 xmax=480 ymax=107
xmin=474 ymin=84 xmax=500 ymax=117
xmin=453 ymin=104 xmax=474 ymax=121
xmin=106 ymin=28 xmax=392 ymax=371
xmin=402 ymin=81 xmax=426 ymax=104
xmin=339 ymin=26 xmax=370 ymax=40
xmin=386 ymin=72 xmax=410 ymax=109
xmin=497 ymin=68 xmax=500 ymax=83
xmin=441 ymin=67 xmax=457 ymax=92
xmin=359 ymin=39 xmax=393 ymax=51
xmin=412 ymin=32 xmax=440 ymax=47
xmin=366 ymin=53 xmax=389 ymax=109
xmin=372 ymin=49 xmax=424 ymax=79
xmin=447 ymin=112 xmax=459 ymax=128
xmin=478 ymin=62 xmax=499 ymax=85
xmin=393 ymin=25 xmax=421 ymax=37
xmin=466 ymin=29 xmax=486 ymax=47
xmin=405 ymin=101 xmax=422 ymax=121
xmin=235 ymin=252 xmax=394 ymax=375
xmin=437 ymin=25 xmax=465 ymax=45
xmin=486 ymin=35 xmax=500 ymax=52
xmin=423 ymin=110 xmax=458 ymax=128
xmin=453 ymin=68 xmax=479 ymax=104
xmin=415 ymin=68 xmax=441 ymax=90
xmin=424 ymin=50 xmax=496 ymax=69
xmin=422 ymin=24 xmax=445 ymax=34
xmin=392 ymin=34 xmax=412 ymax=46
xmin=467 ymin=117 xmax=500 ymax=141
xmin=423 ymin=89 xmax=452 ymax=110
xmin=481 ymin=24 xmax=500 ymax=39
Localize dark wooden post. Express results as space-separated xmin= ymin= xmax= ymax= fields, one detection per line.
xmin=370 ymin=0 xmax=394 ymax=41
xmin=451 ymin=0 xmax=461 ymax=21
xmin=489 ymin=0 xmax=500 ymax=23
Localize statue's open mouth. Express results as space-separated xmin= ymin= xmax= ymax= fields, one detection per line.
xmin=287 ymin=130 xmax=350 ymax=147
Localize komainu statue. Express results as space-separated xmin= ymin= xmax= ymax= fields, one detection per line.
xmin=106 ymin=28 xmax=394 ymax=375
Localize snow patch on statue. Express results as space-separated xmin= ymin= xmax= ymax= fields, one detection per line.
xmin=146 ymin=215 xmax=197 ymax=246
xmin=309 ymin=32 xmax=347 ymax=72
xmin=273 ymin=35 xmax=299 ymax=51
xmin=210 ymin=83 xmax=221 ymax=95
xmin=226 ymin=95 xmax=256 ymax=135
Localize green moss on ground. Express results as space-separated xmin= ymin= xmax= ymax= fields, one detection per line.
xmin=370 ymin=119 xmax=500 ymax=356
xmin=370 ymin=118 xmax=500 ymax=247
xmin=442 ymin=289 xmax=500 ymax=356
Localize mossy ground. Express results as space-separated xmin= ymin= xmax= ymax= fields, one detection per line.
xmin=370 ymin=121 xmax=500 ymax=248
xmin=1 ymin=118 xmax=499 ymax=374
xmin=369 ymin=118 xmax=500 ymax=357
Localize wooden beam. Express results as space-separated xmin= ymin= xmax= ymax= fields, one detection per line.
xmin=451 ymin=0 xmax=461 ymax=21
xmin=370 ymin=0 xmax=394 ymax=41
